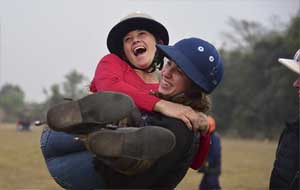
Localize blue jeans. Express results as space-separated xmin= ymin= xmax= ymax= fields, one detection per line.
xmin=40 ymin=127 xmax=107 ymax=190
xmin=199 ymin=174 xmax=221 ymax=190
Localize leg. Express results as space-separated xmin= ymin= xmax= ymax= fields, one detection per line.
xmin=40 ymin=127 xmax=86 ymax=157
xmin=86 ymin=126 xmax=175 ymax=160
xmin=102 ymin=115 xmax=197 ymax=189
xmin=201 ymin=174 xmax=221 ymax=190
xmin=86 ymin=126 xmax=176 ymax=175
xmin=47 ymin=151 xmax=107 ymax=190
xmin=47 ymin=91 xmax=140 ymax=133
xmin=146 ymin=115 xmax=197 ymax=188
xmin=40 ymin=127 xmax=107 ymax=189
xmin=199 ymin=174 xmax=208 ymax=190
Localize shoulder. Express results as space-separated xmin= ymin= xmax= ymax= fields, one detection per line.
xmin=97 ymin=54 xmax=130 ymax=71
xmin=101 ymin=53 xmax=125 ymax=63
xmin=271 ymin=119 xmax=299 ymax=188
xmin=277 ymin=119 xmax=299 ymax=156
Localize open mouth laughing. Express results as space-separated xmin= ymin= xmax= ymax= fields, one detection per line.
xmin=133 ymin=46 xmax=147 ymax=56
xmin=160 ymin=78 xmax=172 ymax=89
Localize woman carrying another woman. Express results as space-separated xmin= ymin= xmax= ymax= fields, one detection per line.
xmin=42 ymin=12 xmax=223 ymax=189
xmin=46 ymin=37 xmax=224 ymax=189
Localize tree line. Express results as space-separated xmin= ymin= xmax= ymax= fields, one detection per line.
xmin=210 ymin=14 xmax=299 ymax=139
xmin=0 ymin=13 xmax=299 ymax=139
xmin=0 ymin=70 xmax=89 ymax=123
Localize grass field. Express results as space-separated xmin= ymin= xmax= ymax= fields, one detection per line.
xmin=0 ymin=123 xmax=277 ymax=190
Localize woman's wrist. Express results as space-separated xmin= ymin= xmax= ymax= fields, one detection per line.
xmin=153 ymin=100 xmax=168 ymax=113
xmin=199 ymin=126 xmax=209 ymax=136
xmin=197 ymin=113 xmax=209 ymax=135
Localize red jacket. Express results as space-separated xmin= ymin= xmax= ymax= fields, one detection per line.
xmin=190 ymin=132 xmax=210 ymax=169
xmin=90 ymin=53 xmax=209 ymax=169
xmin=90 ymin=54 xmax=160 ymax=112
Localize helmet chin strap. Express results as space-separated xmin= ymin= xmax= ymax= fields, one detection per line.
xmin=122 ymin=50 xmax=164 ymax=73
xmin=130 ymin=61 xmax=157 ymax=73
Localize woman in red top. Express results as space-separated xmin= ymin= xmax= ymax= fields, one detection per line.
xmin=67 ymin=37 xmax=223 ymax=189
xmin=88 ymin=11 xmax=212 ymax=171
xmin=42 ymin=13 xmax=218 ymax=190
xmin=90 ymin=12 xmax=204 ymax=130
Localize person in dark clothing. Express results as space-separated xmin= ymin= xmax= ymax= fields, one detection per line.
xmin=95 ymin=114 xmax=198 ymax=189
xmin=91 ymin=37 xmax=223 ymax=189
xmin=17 ymin=119 xmax=31 ymax=131
xmin=198 ymin=116 xmax=221 ymax=190
xmin=269 ymin=49 xmax=300 ymax=190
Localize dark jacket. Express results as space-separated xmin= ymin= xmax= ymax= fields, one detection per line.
xmin=95 ymin=113 xmax=198 ymax=189
xmin=269 ymin=119 xmax=299 ymax=190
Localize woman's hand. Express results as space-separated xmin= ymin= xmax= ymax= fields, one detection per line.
xmin=154 ymin=100 xmax=208 ymax=132
xmin=184 ymin=110 xmax=209 ymax=133
xmin=195 ymin=112 xmax=209 ymax=134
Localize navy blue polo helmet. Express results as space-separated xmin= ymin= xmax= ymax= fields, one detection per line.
xmin=157 ymin=38 xmax=224 ymax=94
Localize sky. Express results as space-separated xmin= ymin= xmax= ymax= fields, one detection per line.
xmin=0 ymin=0 xmax=299 ymax=102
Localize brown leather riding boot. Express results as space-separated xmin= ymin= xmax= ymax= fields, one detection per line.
xmin=46 ymin=91 xmax=141 ymax=134
xmin=86 ymin=126 xmax=176 ymax=175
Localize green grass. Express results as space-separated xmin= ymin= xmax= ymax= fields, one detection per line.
xmin=0 ymin=123 xmax=277 ymax=190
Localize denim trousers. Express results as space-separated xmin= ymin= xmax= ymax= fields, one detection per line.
xmin=40 ymin=127 xmax=107 ymax=190
xmin=199 ymin=174 xmax=221 ymax=190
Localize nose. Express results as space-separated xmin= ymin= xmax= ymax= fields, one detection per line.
xmin=293 ymin=77 xmax=300 ymax=89
xmin=161 ymin=66 xmax=172 ymax=79
xmin=132 ymin=34 xmax=141 ymax=44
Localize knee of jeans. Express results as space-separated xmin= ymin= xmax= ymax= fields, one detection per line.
xmin=40 ymin=127 xmax=51 ymax=156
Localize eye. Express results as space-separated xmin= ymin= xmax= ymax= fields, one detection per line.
xmin=176 ymin=67 xmax=185 ymax=75
xmin=138 ymin=31 xmax=147 ymax=37
xmin=123 ymin=36 xmax=132 ymax=43
xmin=166 ymin=60 xmax=172 ymax=67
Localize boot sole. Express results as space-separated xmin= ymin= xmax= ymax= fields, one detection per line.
xmin=47 ymin=92 xmax=136 ymax=133
xmin=87 ymin=126 xmax=176 ymax=160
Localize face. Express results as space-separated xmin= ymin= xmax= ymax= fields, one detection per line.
xmin=123 ymin=30 xmax=157 ymax=70
xmin=158 ymin=58 xmax=192 ymax=96
xmin=293 ymin=77 xmax=300 ymax=89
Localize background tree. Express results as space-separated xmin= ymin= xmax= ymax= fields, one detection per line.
xmin=0 ymin=84 xmax=25 ymax=122
xmin=43 ymin=84 xmax=64 ymax=107
xmin=33 ymin=70 xmax=89 ymax=122
xmin=211 ymin=13 xmax=299 ymax=139
xmin=1 ymin=14 xmax=298 ymax=140
xmin=63 ymin=70 xmax=89 ymax=100
xmin=221 ymin=17 xmax=266 ymax=51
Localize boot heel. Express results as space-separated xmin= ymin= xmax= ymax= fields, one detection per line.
xmin=47 ymin=101 xmax=82 ymax=132
xmin=46 ymin=92 xmax=137 ymax=133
